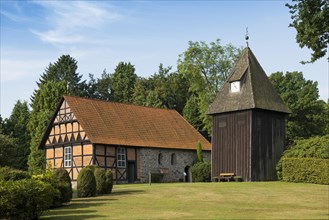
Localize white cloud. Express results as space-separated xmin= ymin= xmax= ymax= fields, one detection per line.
xmin=31 ymin=1 xmax=123 ymax=45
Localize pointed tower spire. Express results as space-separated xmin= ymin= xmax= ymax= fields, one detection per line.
xmin=207 ymin=47 xmax=291 ymax=115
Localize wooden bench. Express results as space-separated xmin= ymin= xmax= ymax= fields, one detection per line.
xmin=219 ymin=173 xmax=235 ymax=182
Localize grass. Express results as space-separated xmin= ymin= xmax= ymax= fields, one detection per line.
xmin=42 ymin=182 xmax=328 ymax=219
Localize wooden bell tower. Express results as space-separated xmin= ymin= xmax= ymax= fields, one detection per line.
xmin=207 ymin=47 xmax=291 ymax=181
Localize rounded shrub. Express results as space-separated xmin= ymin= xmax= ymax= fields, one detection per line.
xmin=105 ymin=169 xmax=114 ymax=194
xmin=55 ymin=168 xmax=72 ymax=203
xmin=94 ymin=168 xmax=107 ymax=195
xmin=190 ymin=161 xmax=211 ymax=182
xmin=0 ymin=178 xmax=55 ymax=220
xmin=77 ymin=167 xmax=96 ymax=198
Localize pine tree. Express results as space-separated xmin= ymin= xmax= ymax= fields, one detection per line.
xmin=110 ymin=62 xmax=137 ymax=103
xmin=28 ymin=81 xmax=66 ymax=174
xmin=5 ymin=100 xmax=31 ymax=170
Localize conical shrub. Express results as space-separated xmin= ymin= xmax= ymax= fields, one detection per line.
xmin=77 ymin=167 xmax=96 ymax=198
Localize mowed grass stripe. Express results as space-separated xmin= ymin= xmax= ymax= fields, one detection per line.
xmin=42 ymin=182 xmax=329 ymax=219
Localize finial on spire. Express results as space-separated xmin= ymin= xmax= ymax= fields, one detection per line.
xmin=245 ymin=27 xmax=249 ymax=47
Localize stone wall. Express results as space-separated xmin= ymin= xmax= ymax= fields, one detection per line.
xmin=137 ymin=148 xmax=211 ymax=183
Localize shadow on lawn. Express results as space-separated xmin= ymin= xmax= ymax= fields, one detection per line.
xmin=111 ymin=189 xmax=144 ymax=196
xmin=42 ymin=198 xmax=116 ymax=219
xmin=42 ymin=189 xmax=144 ymax=219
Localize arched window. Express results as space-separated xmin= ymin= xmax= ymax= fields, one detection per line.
xmin=158 ymin=153 xmax=163 ymax=165
xmin=171 ymin=153 xmax=176 ymax=165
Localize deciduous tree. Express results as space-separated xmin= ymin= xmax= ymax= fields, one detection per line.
xmin=269 ymin=71 xmax=326 ymax=143
xmin=178 ymin=39 xmax=241 ymax=135
xmin=286 ymin=0 xmax=329 ymax=63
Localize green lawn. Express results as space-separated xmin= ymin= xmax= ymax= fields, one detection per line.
xmin=42 ymin=182 xmax=328 ymax=219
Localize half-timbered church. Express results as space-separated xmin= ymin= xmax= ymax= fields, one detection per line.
xmin=207 ymin=47 xmax=291 ymax=181
xmin=39 ymin=96 xmax=210 ymax=183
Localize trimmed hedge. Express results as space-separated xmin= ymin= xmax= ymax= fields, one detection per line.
xmin=282 ymin=158 xmax=329 ymax=185
xmin=54 ymin=168 xmax=72 ymax=203
xmin=190 ymin=161 xmax=211 ymax=182
xmin=0 ymin=166 xmax=30 ymax=181
xmin=105 ymin=170 xmax=114 ymax=194
xmin=77 ymin=167 xmax=96 ymax=197
xmin=277 ymin=135 xmax=329 ymax=180
xmin=0 ymin=179 xmax=55 ymax=220
xmin=94 ymin=168 xmax=107 ymax=195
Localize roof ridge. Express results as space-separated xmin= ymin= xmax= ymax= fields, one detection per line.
xmin=247 ymin=48 xmax=256 ymax=109
xmin=63 ymin=95 xmax=178 ymax=113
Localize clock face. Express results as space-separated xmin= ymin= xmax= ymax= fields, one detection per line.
xmin=230 ymin=81 xmax=240 ymax=93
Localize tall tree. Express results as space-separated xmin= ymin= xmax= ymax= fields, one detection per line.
xmin=269 ymin=71 xmax=326 ymax=143
xmin=286 ymin=0 xmax=329 ymax=63
xmin=132 ymin=78 xmax=148 ymax=106
xmin=28 ymin=81 xmax=67 ymax=174
xmin=97 ymin=70 xmax=112 ymax=101
xmin=110 ymin=62 xmax=137 ymax=103
xmin=31 ymin=55 xmax=85 ymax=103
xmin=183 ymin=94 xmax=205 ymax=136
xmin=5 ymin=100 xmax=31 ymax=170
xmin=178 ymin=39 xmax=241 ymax=135
xmin=28 ymin=55 xmax=85 ymax=173
xmin=0 ymin=134 xmax=18 ymax=167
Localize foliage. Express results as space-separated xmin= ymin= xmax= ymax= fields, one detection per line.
xmin=190 ymin=161 xmax=211 ymax=182
xmin=0 ymin=178 xmax=55 ymax=220
xmin=286 ymin=0 xmax=329 ymax=63
xmin=105 ymin=169 xmax=114 ymax=194
xmin=94 ymin=168 xmax=107 ymax=195
xmin=269 ymin=71 xmax=326 ymax=143
xmin=178 ymin=39 xmax=241 ymax=135
xmin=196 ymin=141 xmax=203 ymax=162
xmin=77 ymin=167 xmax=96 ymax=198
xmin=276 ymin=135 xmax=329 ymax=179
xmin=282 ymin=158 xmax=329 ymax=184
xmin=28 ymin=81 xmax=67 ymax=174
xmin=0 ymin=167 xmax=30 ymax=181
xmin=132 ymin=64 xmax=190 ymax=114
xmin=110 ymin=62 xmax=137 ymax=103
xmin=32 ymin=55 xmax=85 ymax=100
xmin=0 ymin=134 xmax=18 ymax=168
xmin=54 ymin=168 xmax=73 ymax=203
xmin=4 ymin=100 xmax=31 ymax=170
xmin=183 ymin=94 xmax=203 ymax=133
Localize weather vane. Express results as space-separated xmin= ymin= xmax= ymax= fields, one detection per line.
xmin=245 ymin=27 xmax=249 ymax=47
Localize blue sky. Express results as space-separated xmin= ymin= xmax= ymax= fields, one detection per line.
xmin=1 ymin=1 xmax=328 ymax=119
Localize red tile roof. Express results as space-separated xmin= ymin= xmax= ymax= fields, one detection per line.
xmin=62 ymin=96 xmax=211 ymax=150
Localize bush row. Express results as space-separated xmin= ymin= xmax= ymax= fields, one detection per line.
xmin=276 ymin=135 xmax=329 ymax=180
xmin=282 ymin=158 xmax=329 ymax=185
xmin=0 ymin=167 xmax=72 ymax=220
xmin=190 ymin=161 xmax=211 ymax=182
xmin=77 ymin=166 xmax=113 ymax=198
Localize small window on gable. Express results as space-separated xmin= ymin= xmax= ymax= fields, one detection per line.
xmin=171 ymin=153 xmax=176 ymax=165
xmin=64 ymin=146 xmax=72 ymax=167
xmin=158 ymin=153 xmax=163 ymax=165
xmin=230 ymin=81 xmax=240 ymax=93
xmin=117 ymin=147 xmax=126 ymax=168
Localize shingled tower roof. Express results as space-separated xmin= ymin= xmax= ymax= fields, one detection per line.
xmin=207 ymin=47 xmax=291 ymax=115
